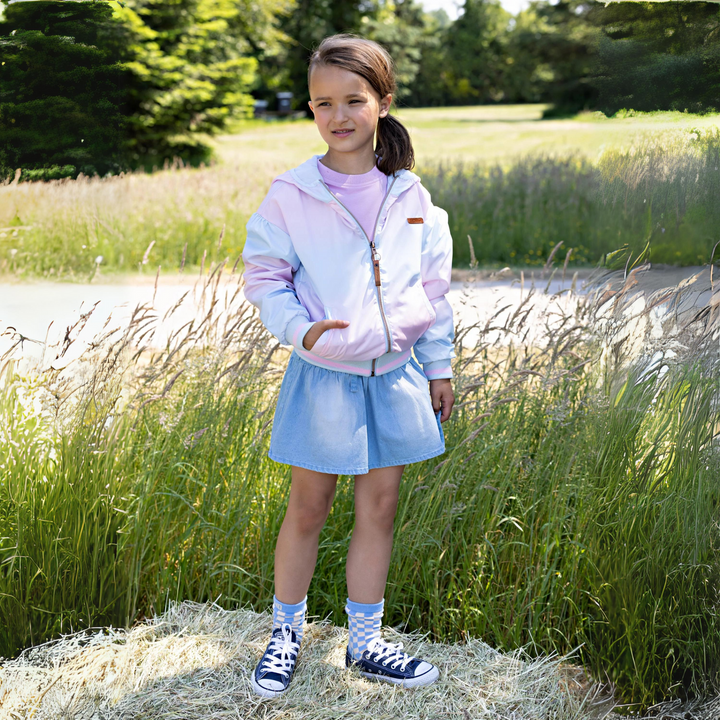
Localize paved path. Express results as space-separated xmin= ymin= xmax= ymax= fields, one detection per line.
xmin=0 ymin=266 xmax=708 ymax=366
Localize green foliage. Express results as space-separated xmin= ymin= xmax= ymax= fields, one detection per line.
xmin=1 ymin=280 xmax=720 ymax=706
xmin=420 ymin=127 xmax=720 ymax=268
xmin=361 ymin=1 xmax=427 ymax=100
xmin=405 ymin=0 xmax=597 ymax=110
xmin=114 ymin=0 xmax=259 ymax=168
xmin=593 ymin=1 xmax=720 ymax=115
xmin=0 ymin=1 xmax=131 ymax=181
xmin=441 ymin=0 xmax=510 ymax=104
xmin=407 ymin=0 xmax=514 ymax=107
xmin=0 ymin=0 xmax=269 ymax=179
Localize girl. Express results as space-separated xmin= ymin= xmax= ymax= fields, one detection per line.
xmin=241 ymin=34 xmax=455 ymax=697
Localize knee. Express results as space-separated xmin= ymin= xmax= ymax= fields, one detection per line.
xmin=289 ymin=493 xmax=333 ymax=535
xmin=360 ymin=492 xmax=399 ymax=531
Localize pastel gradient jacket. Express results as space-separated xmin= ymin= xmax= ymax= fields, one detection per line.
xmin=241 ymin=155 xmax=455 ymax=379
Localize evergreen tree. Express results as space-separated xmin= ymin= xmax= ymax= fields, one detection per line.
xmin=0 ymin=0 xmax=278 ymax=179
xmin=593 ymin=1 xmax=720 ymax=115
xmin=0 ymin=1 xmax=131 ymax=181
xmin=116 ymin=0 xmax=259 ymax=167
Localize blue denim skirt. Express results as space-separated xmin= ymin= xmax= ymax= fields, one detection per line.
xmin=268 ymin=351 xmax=445 ymax=475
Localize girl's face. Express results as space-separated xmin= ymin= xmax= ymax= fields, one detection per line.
xmin=308 ymin=65 xmax=392 ymax=160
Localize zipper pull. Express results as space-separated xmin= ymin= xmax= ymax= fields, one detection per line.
xmin=370 ymin=241 xmax=381 ymax=286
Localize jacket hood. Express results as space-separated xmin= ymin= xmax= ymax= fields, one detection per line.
xmin=276 ymin=154 xmax=422 ymax=203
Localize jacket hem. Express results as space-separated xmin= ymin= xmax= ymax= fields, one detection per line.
xmin=292 ymin=347 xmax=412 ymax=377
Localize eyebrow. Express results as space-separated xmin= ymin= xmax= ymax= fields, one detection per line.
xmin=313 ymin=93 xmax=365 ymax=101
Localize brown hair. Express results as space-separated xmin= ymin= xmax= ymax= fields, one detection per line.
xmin=308 ymin=34 xmax=415 ymax=176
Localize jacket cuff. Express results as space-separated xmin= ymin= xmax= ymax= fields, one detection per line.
xmin=423 ymin=359 xmax=453 ymax=380
xmin=285 ymin=315 xmax=315 ymax=350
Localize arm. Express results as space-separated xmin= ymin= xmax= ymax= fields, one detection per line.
xmin=242 ymin=213 xmax=315 ymax=350
xmin=412 ymin=201 xmax=456 ymax=421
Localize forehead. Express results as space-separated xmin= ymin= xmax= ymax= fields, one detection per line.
xmin=309 ymin=64 xmax=378 ymax=99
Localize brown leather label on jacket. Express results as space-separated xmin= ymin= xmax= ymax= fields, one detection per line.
xmin=407 ymin=217 xmax=424 ymax=224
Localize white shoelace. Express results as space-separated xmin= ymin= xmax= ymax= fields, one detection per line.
xmin=366 ymin=637 xmax=414 ymax=672
xmin=260 ymin=623 xmax=299 ymax=678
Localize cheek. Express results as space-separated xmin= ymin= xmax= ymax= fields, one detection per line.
xmin=355 ymin=105 xmax=378 ymax=128
xmin=314 ymin=112 xmax=330 ymax=128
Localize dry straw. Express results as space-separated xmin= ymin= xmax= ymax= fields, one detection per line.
xmin=0 ymin=600 xmax=604 ymax=720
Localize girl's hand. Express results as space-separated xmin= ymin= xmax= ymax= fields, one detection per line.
xmin=302 ymin=319 xmax=350 ymax=350
xmin=430 ymin=378 xmax=454 ymax=423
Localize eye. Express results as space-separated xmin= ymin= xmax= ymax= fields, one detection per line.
xmin=317 ymin=102 xmax=330 ymax=107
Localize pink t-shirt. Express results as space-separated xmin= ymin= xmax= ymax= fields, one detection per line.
xmin=317 ymin=158 xmax=388 ymax=242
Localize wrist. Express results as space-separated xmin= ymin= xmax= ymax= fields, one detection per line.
xmin=285 ymin=315 xmax=314 ymax=350
xmin=423 ymin=359 xmax=453 ymax=380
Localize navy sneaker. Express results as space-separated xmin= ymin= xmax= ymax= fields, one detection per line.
xmin=251 ymin=623 xmax=300 ymax=698
xmin=345 ymin=636 xmax=439 ymax=688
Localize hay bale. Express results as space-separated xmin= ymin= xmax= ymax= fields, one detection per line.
xmin=0 ymin=600 xmax=604 ymax=719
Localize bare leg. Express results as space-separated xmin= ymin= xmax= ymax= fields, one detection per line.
xmin=346 ymin=465 xmax=405 ymax=604
xmin=274 ymin=466 xmax=338 ymax=604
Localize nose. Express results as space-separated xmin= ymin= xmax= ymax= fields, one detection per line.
xmin=332 ymin=103 xmax=349 ymax=125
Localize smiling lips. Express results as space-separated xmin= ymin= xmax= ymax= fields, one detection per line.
xmin=332 ymin=129 xmax=354 ymax=137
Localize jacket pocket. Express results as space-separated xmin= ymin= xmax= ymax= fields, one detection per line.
xmin=307 ymin=306 xmax=340 ymax=355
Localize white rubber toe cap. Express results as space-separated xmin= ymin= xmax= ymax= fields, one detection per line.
xmin=403 ymin=661 xmax=439 ymax=687
xmin=251 ymin=674 xmax=287 ymax=697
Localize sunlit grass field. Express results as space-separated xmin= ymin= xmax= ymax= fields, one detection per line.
xmin=1 ymin=106 xmax=719 ymax=279
xmin=219 ymin=104 xmax=720 ymax=167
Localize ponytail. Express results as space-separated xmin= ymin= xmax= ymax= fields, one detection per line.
xmin=376 ymin=114 xmax=415 ymax=176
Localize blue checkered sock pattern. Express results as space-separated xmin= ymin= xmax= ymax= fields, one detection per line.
xmin=345 ymin=597 xmax=384 ymax=661
xmin=272 ymin=595 xmax=307 ymax=644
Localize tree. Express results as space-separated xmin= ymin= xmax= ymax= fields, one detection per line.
xmin=0 ymin=1 xmax=131 ymax=181
xmin=593 ymin=1 xmax=720 ymax=115
xmin=0 ymin=0 xmax=288 ymax=180
xmin=116 ymin=0 xmax=259 ymax=167
xmin=500 ymin=3 xmax=558 ymax=104
xmin=530 ymin=0 xmax=600 ymax=117
xmin=362 ymin=0 xmax=427 ymax=100
xmin=443 ymin=0 xmax=511 ymax=104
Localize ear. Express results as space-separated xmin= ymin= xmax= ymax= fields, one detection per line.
xmin=378 ymin=93 xmax=392 ymax=118
xmin=308 ymin=100 xmax=315 ymax=116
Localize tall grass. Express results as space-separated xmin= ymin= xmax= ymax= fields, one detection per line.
xmin=421 ymin=127 xmax=720 ymax=268
xmin=0 ymin=159 xmax=270 ymax=278
xmin=2 ymin=128 xmax=720 ymax=277
xmin=1 ymin=264 xmax=720 ymax=708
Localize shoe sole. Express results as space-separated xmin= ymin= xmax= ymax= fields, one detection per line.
xmin=357 ymin=664 xmax=440 ymax=688
xmin=251 ymin=673 xmax=290 ymax=698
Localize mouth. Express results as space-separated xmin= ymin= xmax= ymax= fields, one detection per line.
xmin=331 ymin=129 xmax=354 ymax=138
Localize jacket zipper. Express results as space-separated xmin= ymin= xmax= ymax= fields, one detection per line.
xmin=319 ymin=177 xmax=397 ymax=376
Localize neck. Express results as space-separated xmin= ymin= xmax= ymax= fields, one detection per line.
xmin=320 ymin=145 xmax=377 ymax=175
